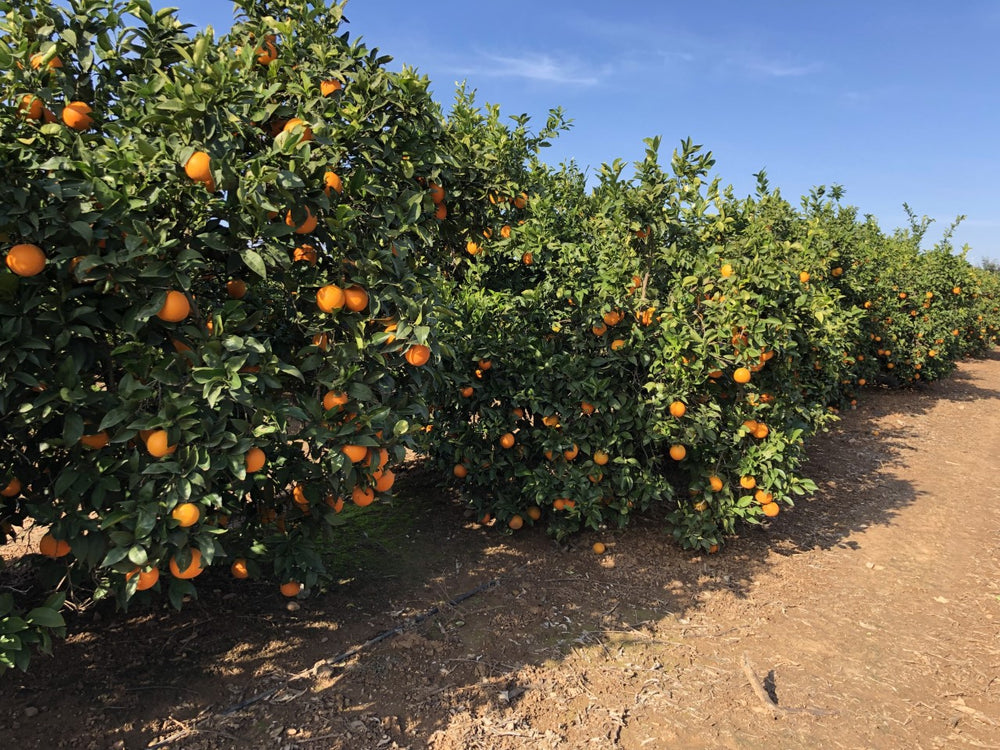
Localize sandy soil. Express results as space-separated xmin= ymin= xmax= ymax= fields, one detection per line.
xmin=1 ymin=351 xmax=998 ymax=750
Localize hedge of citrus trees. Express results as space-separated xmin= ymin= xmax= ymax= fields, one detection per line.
xmin=0 ymin=0 xmax=459 ymax=672
xmin=2 ymin=0 xmax=998 ymax=676
xmin=423 ymin=124 xmax=1000 ymax=549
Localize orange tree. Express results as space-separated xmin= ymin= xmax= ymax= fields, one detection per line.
xmin=0 ymin=0 xmax=454 ymax=672
xmin=425 ymin=130 xmax=864 ymax=549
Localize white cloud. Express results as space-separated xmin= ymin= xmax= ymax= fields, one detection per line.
xmin=451 ymin=51 xmax=603 ymax=87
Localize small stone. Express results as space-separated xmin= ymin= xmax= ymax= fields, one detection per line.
xmin=865 ymin=562 xmax=875 ymax=569
xmin=24 ymin=706 xmax=39 ymax=718
xmin=286 ymin=601 xmax=301 ymax=612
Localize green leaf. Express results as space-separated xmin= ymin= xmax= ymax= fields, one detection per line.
xmin=25 ymin=608 xmax=65 ymax=629
xmin=242 ymin=250 xmax=267 ymax=279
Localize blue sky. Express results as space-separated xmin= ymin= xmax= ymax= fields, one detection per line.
xmin=163 ymin=1 xmax=998 ymax=264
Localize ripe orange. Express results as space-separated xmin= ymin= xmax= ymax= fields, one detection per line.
xmin=592 ymin=323 xmax=608 ymax=336
xmin=18 ymin=94 xmax=43 ymax=120
xmin=293 ymin=244 xmax=318 ymax=264
xmin=286 ymin=206 xmax=317 ymax=234
xmin=581 ymin=401 xmax=595 ymax=415
xmin=453 ymin=463 xmax=468 ymax=478
xmin=669 ymin=401 xmax=686 ymax=418
xmin=245 ymin=447 xmax=266 ymax=473
xmin=169 ymin=548 xmax=204 ymax=579
xmin=80 ymin=431 xmax=109 ymax=449
xmin=343 ymin=285 xmax=369 ymax=312
xmin=171 ymin=502 xmax=200 ymax=527
xmin=739 ymin=475 xmax=757 ymax=490
xmin=799 ymin=271 xmax=810 ymax=283
xmin=952 ymin=286 xmax=961 ymax=294
xmin=832 ymin=267 xmax=843 ymax=277
xmin=156 ymin=290 xmax=190 ymax=322
xmin=404 ymin=344 xmax=431 ymax=366
xmin=231 ymin=558 xmax=249 ymax=579
xmin=128 ymin=566 xmax=160 ymax=591
xmin=146 ymin=429 xmax=177 ymax=457
xmin=1 ymin=477 xmax=21 ymax=497
xmin=460 ymin=386 xmax=474 ymax=398
xmin=227 ymin=279 xmax=247 ymax=299
xmin=342 ymin=444 xmax=368 ymax=463
xmin=753 ymin=423 xmax=769 ymax=439
xmin=733 ymin=367 xmax=751 ymax=384
xmin=374 ymin=469 xmax=395 ymax=492
xmin=721 ymin=263 xmax=734 ymax=278
xmin=508 ymin=515 xmax=524 ymax=530
xmin=466 ymin=240 xmax=482 ymax=256
xmin=669 ymin=444 xmax=687 ymax=461
xmin=255 ymin=39 xmax=278 ymax=65
xmin=610 ymin=339 xmax=626 ymax=351
xmin=39 ymin=533 xmax=71 ymax=558
xmin=184 ymin=151 xmax=214 ymax=190
xmin=563 ymin=443 xmax=579 ymax=461
xmin=352 ymin=485 xmax=375 ymax=507
xmin=317 ymin=284 xmax=346 ymax=312
xmin=292 ymin=484 xmax=308 ymax=507
xmin=499 ymin=433 xmax=515 ymax=449
xmin=324 ymin=171 xmax=343 ymax=195
xmin=592 ymin=542 xmax=606 ymax=555
xmin=282 ymin=117 xmax=313 ymax=141
xmin=708 ymin=475 xmax=724 ymax=491
xmin=522 ymin=252 xmax=533 ymax=265
xmin=526 ymin=506 xmax=542 ymax=521
xmin=323 ymin=391 xmax=348 ymax=411
xmin=6 ymin=243 xmax=46 ymax=277
xmin=62 ymin=101 xmax=93 ymax=130
xmin=500 ymin=225 xmax=512 ymax=238
xmin=30 ymin=52 xmax=63 ymax=70
xmin=428 ymin=182 xmax=445 ymax=204
xmin=761 ymin=502 xmax=780 ymax=517
xmin=513 ymin=192 xmax=528 ymax=209
xmin=313 ymin=332 xmax=330 ymax=350
xmin=603 ymin=310 xmax=623 ymax=326
xmin=320 ymin=79 xmax=342 ymax=96
xmin=434 ymin=203 xmax=447 ymax=220
xmin=593 ymin=450 xmax=609 ymax=466
xmin=280 ymin=581 xmax=301 ymax=597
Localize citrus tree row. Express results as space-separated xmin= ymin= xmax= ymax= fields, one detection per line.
xmin=0 ymin=0 xmax=455 ymax=673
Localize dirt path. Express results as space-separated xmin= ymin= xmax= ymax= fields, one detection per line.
xmin=2 ymin=352 xmax=999 ymax=750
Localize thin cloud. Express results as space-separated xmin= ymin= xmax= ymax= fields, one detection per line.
xmin=739 ymin=57 xmax=824 ymax=78
xmin=451 ymin=51 xmax=602 ymax=86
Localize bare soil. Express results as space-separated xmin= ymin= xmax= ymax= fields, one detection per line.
xmin=2 ymin=352 xmax=999 ymax=750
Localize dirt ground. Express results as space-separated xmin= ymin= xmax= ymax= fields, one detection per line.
xmin=1 ymin=351 xmax=999 ymax=750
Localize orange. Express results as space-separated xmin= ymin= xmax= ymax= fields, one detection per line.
xmin=592 ymin=542 xmax=606 ymax=555
xmin=453 ymin=463 xmax=468 ymax=478
xmin=341 ymin=444 xmax=368 ymax=463
xmin=434 ymin=203 xmax=447 ymax=220
xmin=508 ymin=515 xmax=524 ymax=530
xmin=226 ymin=279 xmax=247 ymax=299
xmin=280 ymin=581 xmax=301 ymax=597
xmin=316 ymin=284 xmax=345 ymax=312
xmin=352 ymin=485 xmax=375 ymax=507
xmin=721 ymin=263 xmax=733 ymax=278
xmin=374 ymin=469 xmax=395 ymax=492
xmin=708 ymin=475 xmax=724 ymax=492
xmin=522 ymin=252 xmax=533 ymax=265
xmin=404 ymin=344 xmax=431 ymax=366
xmin=184 ymin=151 xmax=214 ymax=190
xmin=526 ymin=506 xmax=542 ymax=521
xmin=563 ymin=443 xmax=579 ymax=461
xmin=500 ymin=225 xmax=512 ymax=238
xmin=324 ymin=171 xmax=343 ymax=195
xmin=255 ymin=39 xmax=278 ymax=65
xmin=739 ymin=475 xmax=756 ymax=490
xmin=581 ymin=401 xmax=595 ymax=415
xmin=18 ymin=94 xmax=43 ymax=120
xmin=669 ymin=401 xmax=686 ymax=418
xmin=799 ymin=271 xmax=810 ymax=283
xmin=156 ymin=290 xmax=190 ymax=322
xmin=591 ymin=323 xmax=608 ymax=336
xmin=1 ymin=477 xmax=21 ymax=497
xmin=320 ymin=79 xmax=342 ymax=96
xmin=286 ymin=206 xmax=317 ymax=234
xmin=832 ymin=267 xmax=843 ymax=277
xmin=542 ymin=415 xmax=560 ymax=428
xmin=499 ymin=433 xmax=515 ymax=449
xmin=293 ymin=244 xmax=318 ymax=264
xmin=128 ymin=566 xmax=160 ymax=591
xmin=603 ymin=310 xmax=623 ymax=326
xmin=282 ymin=117 xmax=313 ymax=141
xmin=733 ymin=367 xmax=751 ymax=384
xmin=39 ymin=533 xmax=71 ymax=558
xmin=610 ymin=339 xmax=626 ymax=351
xmin=343 ymin=285 xmax=369 ymax=312
xmin=30 ymin=52 xmax=63 ymax=70
xmin=169 ymin=548 xmax=204 ymax=579
xmin=466 ymin=240 xmax=482 ymax=256
xmin=62 ymin=101 xmax=93 ymax=131
xmin=146 ymin=429 xmax=177 ymax=458
xmin=231 ymin=558 xmax=249 ymax=579
xmin=669 ymin=444 xmax=687 ymax=461
xmin=952 ymin=286 xmax=961 ymax=294
xmin=313 ymin=332 xmax=329 ymax=350
xmin=80 ymin=431 xmax=109 ymax=449
xmin=513 ymin=192 xmax=528 ymax=209
xmin=5 ymin=243 xmax=46 ymax=277
xmin=171 ymin=502 xmax=200 ymax=527
xmin=460 ymin=386 xmax=474 ymax=398
xmin=292 ymin=483 xmax=308 ymax=507
xmin=753 ymin=423 xmax=769 ymax=439
xmin=428 ymin=182 xmax=445 ymax=204
xmin=245 ymin=447 xmax=266 ymax=473
xmin=323 ymin=390 xmax=348 ymax=411
xmin=325 ymin=495 xmax=345 ymax=513
xmin=761 ymin=502 xmax=780 ymax=517
xmin=754 ymin=489 xmax=774 ymax=505
xmin=592 ymin=450 xmax=609 ymax=466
